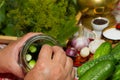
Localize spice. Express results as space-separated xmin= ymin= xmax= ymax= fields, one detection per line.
xmin=93 ymin=19 xmax=108 ymax=25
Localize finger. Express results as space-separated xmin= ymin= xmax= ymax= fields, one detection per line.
xmin=66 ymin=68 xmax=75 ymax=80
xmin=65 ymin=57 xmax=73 ymax=74
xmin=52 ymin=46 xmax=67 ymax=67
xmin=16 ymin=32 xmax=41 ymax=46
xmin=38 ymin=44 xmax=53 ymax=61
xmin=71 ymin=68 xmax=75 ymax=80
xmin=10 ymin=62 xmax=24 ymax=78
xmin=10 ymin=33 xmax=42 ymax=56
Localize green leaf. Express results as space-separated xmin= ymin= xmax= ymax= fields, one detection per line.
xmin=2 ymin=24 xmax=16 ymax=36
xmin=0 ymin=0 xmax=5 ymax=25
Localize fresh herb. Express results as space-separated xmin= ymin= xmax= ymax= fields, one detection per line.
xmin=2 ymin=0 xmax=79 ymax=47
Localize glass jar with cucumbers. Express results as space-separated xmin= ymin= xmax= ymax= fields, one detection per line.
xmin=19 ymin=34 xmax=60 ymax=74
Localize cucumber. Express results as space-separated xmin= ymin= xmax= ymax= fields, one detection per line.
xmin=111 ymin=42 xmax=120 ymax=54
xmin=79 ymin=60 xmax=115 ymax=80
xmin=29 ymin=44 xmax=37 ymax=53
xmin=26 ymin=54 xmax=32 ymax=61
xmin=77 ymin=54 xmax=115 ymax=77
xmin=29 ymin=60 xmax=36 ymax=68
xmin=111 ymin=64 xmax=120 ymax=80
xmin=110 ymin=42 xmax=120 ymax=62
xmin=77 ymin=42 xmax=120 ymax=77
xmin=94 ymin=41 xmax=112 ymax=59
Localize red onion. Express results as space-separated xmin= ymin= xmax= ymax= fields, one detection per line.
xmin=66 ymin=47 xmax=77 ymax=57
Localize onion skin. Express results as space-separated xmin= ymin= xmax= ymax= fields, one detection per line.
xmin=66 ymin=47 xmax=77 ymax=57
xmin=72 ymin=37 xmax=90 ymax=51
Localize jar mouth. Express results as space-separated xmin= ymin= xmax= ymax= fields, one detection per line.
xmin=19 ymin=34 xmax=60 ymax=73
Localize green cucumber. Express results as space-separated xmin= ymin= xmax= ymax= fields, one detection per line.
xmin=111 ymin=42 xmax=120 ymax=54
xmin=110 ymin=42 xmax=120 ymax=61
xmin=29 ymin=44 xmax=37 ymax=53
xmin=29 ymin=60 xmax=36 ymax=68
xmin=77 ymin=54 xmax=115 ymax=77
xmin=77 ymin=42 xmax=120 ymax=77
xmin=26 ymin=54 xmax=32 ymax=61
xmin=79 ymin=60 xmax=115 ymax=80
xmin=111 ymin=64 xmax=120 ymax=80
xmin=94 ymin=41 xmax=112 ymax=59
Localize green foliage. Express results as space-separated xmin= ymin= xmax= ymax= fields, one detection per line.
xmin=0 ymin=0 xmax=5 ymax=29
xmin=2 ymin=0 xmax=78 ymax=46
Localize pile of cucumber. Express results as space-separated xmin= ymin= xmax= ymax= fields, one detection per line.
xmin=77 ymin=42 xmax=120 ymax=80
xmin=25 ymin=42 xmax=43 ymax=68
xmin=25 ymin=39 xmax=56 ymax=68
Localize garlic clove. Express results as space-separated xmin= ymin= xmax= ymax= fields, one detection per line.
xmin=80 ymin=47 xmax=90 ymax=58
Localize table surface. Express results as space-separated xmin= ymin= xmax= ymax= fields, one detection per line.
xmin=0 ymin=35 xmax=17 ymax=44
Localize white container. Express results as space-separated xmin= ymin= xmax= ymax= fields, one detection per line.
xmin=91 ymin=17 xmax=109 ymax=38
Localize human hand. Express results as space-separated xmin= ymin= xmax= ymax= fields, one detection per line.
xmin=0 ymin=32 xmax=41 ymax=78
xmin=24 ymin=45 xmax=75 ymax=80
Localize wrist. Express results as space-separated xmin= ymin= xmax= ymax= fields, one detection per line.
xmin=0 ymin=50 xmax=13 ymax=73
xmin=24 ymin=70 xmax=46 ymax=80
xmin=0 ymin=52 xmax=6 ymax=73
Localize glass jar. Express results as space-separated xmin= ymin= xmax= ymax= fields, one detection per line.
xmin=19 ymin=34 xmax=60 ymax=74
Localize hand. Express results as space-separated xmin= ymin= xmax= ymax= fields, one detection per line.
xmin=24 ymin=45 xmax=75 ymax=80
xmin=0 ymin=32 xmax=41 ymax=78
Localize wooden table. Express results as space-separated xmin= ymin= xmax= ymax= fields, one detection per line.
xmin=0 ymin=35 xmax=17 ymax=44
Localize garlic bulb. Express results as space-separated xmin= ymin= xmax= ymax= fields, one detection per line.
xmin=88 ymin=39 xmax=105 ymax=54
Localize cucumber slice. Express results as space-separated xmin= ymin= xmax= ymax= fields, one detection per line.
xmin=26 ymin=54 xmax=32 ymax=61
xmin=29 ymin=60 xmax=36 ymax=68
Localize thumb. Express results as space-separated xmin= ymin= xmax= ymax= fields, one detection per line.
xmin=10 ymin=62 xmax=24 ymax=78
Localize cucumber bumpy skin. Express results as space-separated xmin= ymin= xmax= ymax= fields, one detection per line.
xmin=111 ymin=64 xmax=120 ymax=80
xmin=94 ymin=41 xmax=112 ymax=59
xmin=77 ymin=54 xmax=115 ymax=77
xmin=79 ymin=60 xmax=115 ymax=80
